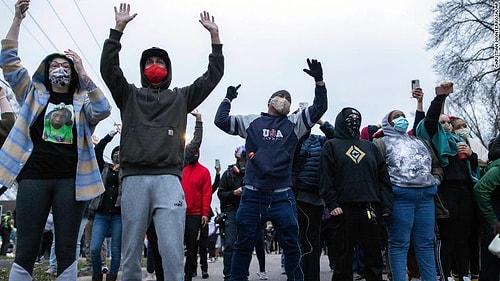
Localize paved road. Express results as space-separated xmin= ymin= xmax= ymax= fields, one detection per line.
xmin=77 ymin=253 xmax=335 ymax=280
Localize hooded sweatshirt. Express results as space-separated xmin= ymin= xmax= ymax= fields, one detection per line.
xmin=182 ymin=161 xmax=212 ymax=217
xmin=0 ymin=39 xmax=111 ymax=200
xmin=374 ymin=111 xmax=441 ymax=188
xmin=100 ymin=29 xmax=224 ymax=179
xmin=214 ymin=86 xmax=327 ymax=190
xmin=319 ymin=107 xmax=393 ymax=214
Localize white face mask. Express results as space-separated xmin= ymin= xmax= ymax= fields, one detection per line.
xmin=455 ymin=127 xmax=470 ymax=138
xmin=269 ymin=97 xmax=291 ymax=115
xmin=48 ymin=67 xmax=71 ymax=87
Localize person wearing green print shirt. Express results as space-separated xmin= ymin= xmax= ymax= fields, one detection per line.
xmin=0 ymin=1 xmax=111 ymax=279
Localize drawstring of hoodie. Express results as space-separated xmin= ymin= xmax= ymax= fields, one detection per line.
xmin=144 ymin=87 xmax=162 ymax=104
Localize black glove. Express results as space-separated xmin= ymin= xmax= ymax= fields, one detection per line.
xmin=225 ymin=84 xmax=241 ymax=101
xmin=303 ymin=58 xmax=323 ymax=82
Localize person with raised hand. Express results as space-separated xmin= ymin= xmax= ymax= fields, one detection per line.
xmin=214 ymin=58 xmax=327 ymax=281
xmin=100 ymin=3 xmax=224 ymax=280
xmin=416 ymin=82 xmax=480 ymax=281
xmin=0 ymin=0 xmax=111 ymax=279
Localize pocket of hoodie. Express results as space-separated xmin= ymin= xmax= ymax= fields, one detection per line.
xmin=120 ymin=125 xmax=183 ymax=166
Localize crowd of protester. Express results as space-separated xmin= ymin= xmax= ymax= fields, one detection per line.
xmin=0 ymin=1 xmax=499 ymax=281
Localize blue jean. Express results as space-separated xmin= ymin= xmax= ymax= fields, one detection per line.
xmin=386 ymin=185 xmax=437 ymax=281
xmin=231 ymin=188 xmax=303 ymax=281
xmin=222 ymin=211 xmax=237 ymax=280
xmin=91 ymin=212 xmax=122 ymax=274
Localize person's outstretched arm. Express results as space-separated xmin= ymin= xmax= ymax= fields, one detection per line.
xmin=95 ymin=127 xmax=120 ymax=172
xmin=295 ymin=59 xmax=328 ymax=139
xmin=188 ymin=110 xmax=203 ymax=150
xmin=2 ymin=0 xmax=32 ymax=104
xmin=65 ymin=49 xmax=110 ymax=125
xmin=5 ymin=0 xmax=28 ymax=41
xmin=100 ymin=3 xmax=137 ymax=109
xmin=411 ymin=87 xmax=425 ymax=134
xmin=214 ymin=84 xmax=258 ymax=139
xmin=199 ymin=11 xmax=221 ymax=45
xmin=182 ymin=11 xmax=224 ymax=112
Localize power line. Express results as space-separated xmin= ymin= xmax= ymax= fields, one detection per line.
xmin=71 ymin=0 xmax=101 ymax=51
xmin=0 ymin=0 xmax=52 ymax=53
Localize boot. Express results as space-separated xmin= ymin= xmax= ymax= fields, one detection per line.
xmin=106 ymin=273 xmax=118 ymax=281
xmin=92 ymin=273 xmax=103 ymax=281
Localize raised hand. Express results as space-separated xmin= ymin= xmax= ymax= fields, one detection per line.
xmin=199 ymin=11 xmax=218 ymax=34
xmin=64 ymin=49 xmax=84 ymax=74
xmin=303 ymin=58 xmax=323 ymax=82
xmin=15 ymin=0 xmax=30 ymax=20
xmin=114 ymin=3 xmax=137 ymax=32
xmin=411 ymin=87 xmax=424 ymax=102
xmin=225 ymin=84 xmax=241 ymax=101
xmin=190 ymin=109 xmax=202 ymax=121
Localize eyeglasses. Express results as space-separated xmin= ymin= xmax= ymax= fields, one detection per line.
xmin=49 ymin=62 xmax=71 ymax=70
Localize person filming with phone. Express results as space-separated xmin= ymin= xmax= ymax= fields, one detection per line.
xmin=416 ymin=82 xmax=480 ymax=281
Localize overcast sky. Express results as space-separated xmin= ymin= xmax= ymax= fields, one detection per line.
xmin=0 ymin=0 xmax=441 ymax=207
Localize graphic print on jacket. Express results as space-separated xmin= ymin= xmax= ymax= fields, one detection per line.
xmin=245 ymin=115 xmax=297 ymax=189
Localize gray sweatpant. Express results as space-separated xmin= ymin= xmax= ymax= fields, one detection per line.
xmin=120 ymin=175 xmax=186 ymax=281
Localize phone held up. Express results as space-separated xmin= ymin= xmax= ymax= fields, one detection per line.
xmin=411 ymin=79 xmax=420 ymax=90
xmin=435 ymin=82 xmax=454 ymax=96
xmin=299 ymin=102 xmax=308 ymax=111
xmin=215 ymin=159 xmax=221 ymax=170
xmin=411 ymin=79 xmax=420 ymax=98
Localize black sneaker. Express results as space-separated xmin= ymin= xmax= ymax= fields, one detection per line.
xmin=202 ymin=271 xmax=209 ymax=279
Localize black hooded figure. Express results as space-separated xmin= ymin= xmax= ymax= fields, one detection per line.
xmin=319 ymin=107 xmax=393 ymax=281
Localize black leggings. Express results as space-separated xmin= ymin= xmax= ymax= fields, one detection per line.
xmin=15 ymin=178 xmax=85 ymax=275
xmin=436 ymin=186 xmax=474 ymax=278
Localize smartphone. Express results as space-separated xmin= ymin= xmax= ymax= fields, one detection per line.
xmin=299 ymin=102 xmax=308 ymax=111
xmin=435 ymin=84 xmax=454 ymax=95
xmin=215 ymin=159 xmax=221 ymax=169
xmin=411 ymin=79 xmax=420 ymax=90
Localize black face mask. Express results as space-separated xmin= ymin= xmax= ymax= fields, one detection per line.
xmin=345 ymin=117 xmax=361 ymax=137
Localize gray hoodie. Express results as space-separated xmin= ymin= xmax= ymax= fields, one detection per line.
xmin=374 ymin=111 xmax=441 ymax=188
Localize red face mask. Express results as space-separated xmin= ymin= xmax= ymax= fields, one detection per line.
xmin=144 ymin=64 xmax=168 ymax=84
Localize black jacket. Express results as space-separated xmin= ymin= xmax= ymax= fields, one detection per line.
xmin=217 ymin=166 xmax=244 ymax=212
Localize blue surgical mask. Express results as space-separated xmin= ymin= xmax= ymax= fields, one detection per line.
xmin=392 ymin=116 xmax=409 ymax=133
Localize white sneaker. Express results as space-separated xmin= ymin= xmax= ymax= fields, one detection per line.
xmin=256 ymin=271 xmax=268 ymax=280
